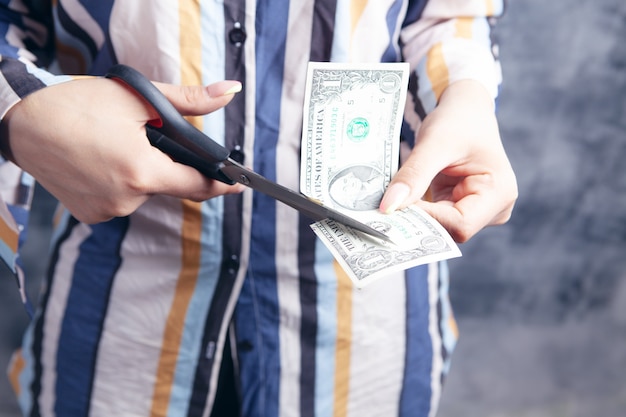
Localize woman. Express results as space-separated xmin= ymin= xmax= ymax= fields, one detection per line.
xmin=0 ymin=1 xmax=516 ymax=416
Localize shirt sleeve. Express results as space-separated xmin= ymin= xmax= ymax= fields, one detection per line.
xmin=401 ymin=0 xmax=505 ymax=118
xmin=0 ymin=1 xmax=56 ymax=293
xmin=0 ymin=161 xmax=33 ymax=313
xmin=0 ymin=1 xmax=56 ymax=111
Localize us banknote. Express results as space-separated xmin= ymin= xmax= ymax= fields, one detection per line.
xmin=310 ymin=206 xmax=461 ymax=288
xmin=300 ymin=62 xmax=460 ymax=286
xmin=300 ymin=62 xmax=409 ymax=211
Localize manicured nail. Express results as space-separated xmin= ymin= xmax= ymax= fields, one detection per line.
xmin=222 ymin=81 xmax=242 ymax=96
xmin=380 ymin=183 xmax=410 ymax=214
xmin=206 ymin=81 xmax=242 ymax=97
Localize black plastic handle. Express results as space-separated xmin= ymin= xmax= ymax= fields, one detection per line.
xmin=105 ymin=64 xmax=234 ymax=185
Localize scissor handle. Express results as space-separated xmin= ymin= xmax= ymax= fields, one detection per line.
xmin=105 ymin=64 xmax=235 ymax=185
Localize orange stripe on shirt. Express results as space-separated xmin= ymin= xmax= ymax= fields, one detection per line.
xmin=485 ymin=0 xmax=495 ymax=15
xmin=428 ymin=15 xmax=481 ymax=103
xmin=448 ymin=312 xmax=459 ymax=340
xmin=454 ymin=17 xmax=474 ymax=39
xmin=179 ymin=0 xmax=202 ymax=89
xmin=8 ymin=349 xmax=25 ymax=396
xmin=425 ymin=43 xmax=449 ymax=103
xmin=333 ymin=261 xmax=353 ymax=417
xmin=350 ymin=0 xmax=368 ymax=38
xmin=150 ymin=2 xmax=204 ymax=415
xmin=0 ymin=216 xmax=18 ymax=253
xmin=151 ymin=200 xmax=203 ymax=416
xmin=56 ymin=39 xmax=87 ymax=74
xmin=179 ymin=0 xmax=204 ymax=130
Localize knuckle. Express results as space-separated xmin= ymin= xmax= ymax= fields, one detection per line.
xmin=186 ymin=193 xmax=208 ymax=202
xmin=494 ymin=205 xmax=515 ymax=225
xmin=396 ymin=164 xmax=421 ymax=181
xmin=182 ymin=85 xmax=203 ymax=106
xmin=451 ymin=227 xmax=473 ymax=243
xmin=444 ymin=221 xmax=471 ymax=243
xmin=97 ymin=200 xmax=133 ymax=219
xmin=121 ymin=166 xmax=152 ymax=194
xmin=73 ymin=207 xmax=114 ymax=225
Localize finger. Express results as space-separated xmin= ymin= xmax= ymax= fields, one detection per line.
xmin=69 ymin=160 xmax=244 ymax=225
xmin=379 ymin=138 xmax=450 ymax=213
xmin=417 ymin=189 xmax=515 ymax=243
xmin=140 ymin=145 xmax=245 ymax=200
xmin=417 ymin=196 xmax=485 ymax=243
xmin=154 ymin=80 xmax=242 ymax=116
xmin=126 ymin=80 xmax=245 ymax=199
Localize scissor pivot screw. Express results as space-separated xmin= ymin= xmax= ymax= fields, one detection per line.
xmin=239 ymin=174 xmax=250 ymax=185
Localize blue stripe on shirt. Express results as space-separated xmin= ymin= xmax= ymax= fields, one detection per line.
xmin=382 ymin=0 xmax=404 ymax=62
xmin=54 ymin=217 xmax=129 ymax=416
xmin=400 ymin=264 xmax=433 ymax=416
xmin=75 ymin=0 xmax=114 ymax=33
xmin=402 ymin=0 xmax=429 ymax=27
xmin=236 ymin=0 xmax=291 ymax=415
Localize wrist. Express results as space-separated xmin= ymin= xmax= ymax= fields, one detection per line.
xmin=439 ymin=79 xmax=496 ymax=113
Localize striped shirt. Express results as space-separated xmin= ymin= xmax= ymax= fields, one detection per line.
xmin=0 ymin=1 xmax=503 ymax=416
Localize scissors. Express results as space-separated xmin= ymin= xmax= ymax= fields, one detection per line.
xmin=105 ymin=64 xmax=392 ymax=243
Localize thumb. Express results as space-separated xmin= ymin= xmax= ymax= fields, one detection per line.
xmin=379 ymin=139 xmax=446 ymax=213
xmin=154 ymin=80 xmax=242 ymax=116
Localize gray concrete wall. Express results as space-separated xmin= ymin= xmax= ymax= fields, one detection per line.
xmin=439 ymin=1 xmax=626 ymax=415
xmin=2 ymin=0 xmax=625 ymax=415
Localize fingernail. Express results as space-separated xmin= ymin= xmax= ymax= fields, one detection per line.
xmin=206 ymin=81 xmax=242 ymax=97
xmin=380 ymin=183 xmax=410 ymax=214
xmin=221 ymin=81 xmax=242 ymax=96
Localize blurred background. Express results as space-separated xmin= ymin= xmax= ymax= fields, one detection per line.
xmin=438 ymin=0 xmax=626 ymax=415
xmin=1 ymin=0 xmax=625 ymax=415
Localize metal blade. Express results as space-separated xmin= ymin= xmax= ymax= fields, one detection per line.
xmin=220 ymin=159 xmax=393 ymax=243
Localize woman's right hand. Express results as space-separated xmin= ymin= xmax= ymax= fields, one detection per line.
xmin=1 ymin=77 xmax=244 ymax=224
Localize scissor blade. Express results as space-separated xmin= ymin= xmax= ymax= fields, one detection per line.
xmin=220 ymin=160 xmax=393 ymax=243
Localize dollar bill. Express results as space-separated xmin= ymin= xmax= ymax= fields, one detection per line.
xmin=300 ymin=62 xmax=409 ymax=212
xmin=300 ymin=62 xmax=460 ymax=285
xmin=310 ymin=206 xmax=461 ymax=288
